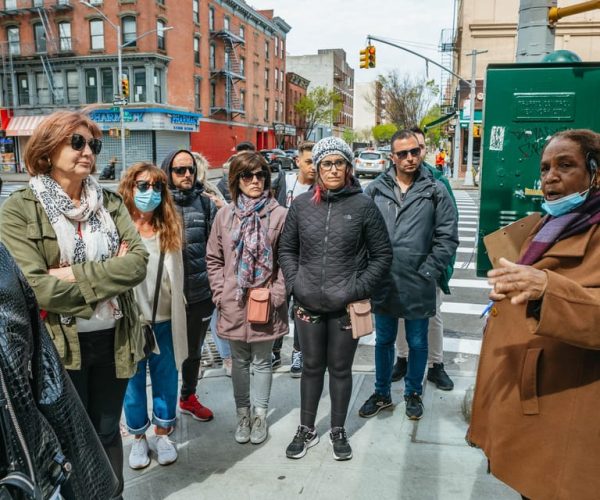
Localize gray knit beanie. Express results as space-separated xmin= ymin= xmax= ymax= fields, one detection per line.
xmin=312 ymin=136 xmax=354 ymax=167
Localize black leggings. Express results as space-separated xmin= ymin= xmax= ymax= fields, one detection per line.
xmin=296 ymin=308 xmax=359 ymax=428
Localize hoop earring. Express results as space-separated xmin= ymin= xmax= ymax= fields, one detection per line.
xmin=47 ymin=158 xmax=52 ymax=171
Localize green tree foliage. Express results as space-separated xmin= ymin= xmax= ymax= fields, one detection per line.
xmin=371 ymin=123 xmax=398 ymax=144
xmin=420 ymin=104 xmax=443 ymax=147
xmin=342 ymin=128 xmax=357 ymax=146
xmin=295 ymin=86 xmax=343 ymax=141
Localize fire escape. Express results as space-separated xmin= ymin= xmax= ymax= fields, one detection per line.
xmin=210 ymin=27 xmax=245 ymax=119
xmin=438 ymin=28 xmax=456 ymax=114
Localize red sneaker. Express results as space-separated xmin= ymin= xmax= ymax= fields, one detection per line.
xmin=179 ymin=394 xmax=214 ymax=421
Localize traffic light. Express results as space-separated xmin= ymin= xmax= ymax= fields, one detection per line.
xmin=359 ymin=47 xmax=369 ymax=69
xmin=473 ymin=124 xmax=481 ymax=138
xmin=367 ymin=45 xmax=376 ymax=68
xmin=121 ymin=77 xmax=129 ymax=98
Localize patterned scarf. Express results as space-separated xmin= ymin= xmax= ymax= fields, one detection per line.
xmin=519 ymin=190 xmax=600 ymax=266
xmin=231 ymin=192 xmax=274 ymax=301
xmin=29 ymin=174 xmax=122 ymax=323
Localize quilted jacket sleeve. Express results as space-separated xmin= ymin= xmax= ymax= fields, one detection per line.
xmin=354 ymin=200 xmax=393 ymax=299
xmin=206 ymin=207 xmax=226 ymax=307
xmin=278 ymin=200 xmax=300 ymax=296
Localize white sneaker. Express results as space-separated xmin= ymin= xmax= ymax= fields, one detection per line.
xmin=129 ymin=435 xmax=150 ymax=470
xmin=155 ymin=435 xmax=178 ymax=465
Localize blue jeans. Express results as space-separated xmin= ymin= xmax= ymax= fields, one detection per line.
xmin=210 ymin=309 xmax=231 ymax=359
xmin=124 ymin=320 xmax=178 ymax=434
xmin=374 ymin=314 xmax=429 ymax=397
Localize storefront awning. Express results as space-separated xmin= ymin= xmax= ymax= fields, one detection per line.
xmin=6 ymin=115 xmax=46 ymax=136
xmin=423 ymin=112 xmax=455 ymax=132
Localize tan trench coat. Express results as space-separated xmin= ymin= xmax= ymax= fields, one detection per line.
xmin=468 ymin=221 xmax=600 ymax=500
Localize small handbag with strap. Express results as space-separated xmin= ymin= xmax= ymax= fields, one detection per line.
xmin=141 ymin=252 xmax=164 ymax=359
xmin=246 ymin=287 xmax=271 ymax=324
xmin=347 ymin=299 xmax=374 ymax=339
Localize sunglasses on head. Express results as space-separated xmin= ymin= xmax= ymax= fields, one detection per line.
xmin=135 ymin=180 xmax=164 ymax=193
xmin=71 ymin=133 xmax=102 ymax=155
xmin=171 ymin=166 xmax=196 ymax=176
xmin=393 ymin=147 xmax=421 ymax=160
xmin=239 ymin=170 xmax=268 ymax=182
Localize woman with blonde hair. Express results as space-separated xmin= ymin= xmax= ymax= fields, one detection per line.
xmin=119 ymin=162 xmax=187 ymax=469
xmin=192 ymin=151 xmax=226 ymax=208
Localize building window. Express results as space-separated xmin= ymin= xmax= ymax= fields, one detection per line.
xmin=280 ymin=38 xmax=284 ymax=58
xmin=239 ymin=25 xmax=245 ymax=39
xmin=66 ymin=70 xmax=79 ymax=104
xmin=17 ymin=73 xmax=28 ymax=105
xmin=122 ymin=16 xmax=137 ymax=47
xmin=154 ymin=68 xmax=162 ymax=103
xmin=264 ymin=98 xmax=269 ymax=121
xmin=36 ymin=73 xmax=50 ymax=105
xmin=194 ymin=77 xmax=201 ymax=111
xmin=34 ymin=23 xmax=46 ymax=53
xmin=224 ymin=16 xmax=230 ymax=31
xmin=210 ymin=81 xmax=216 ymax=107
xmin=157 ymin=0 xmax=165 ymax=4
xmin=240 ymin=57 xmax=245 ymax=76
xmin=133 ymin=67 xmax=146 ymax=102
xmin=85 ymin=68 xmax=98 ymax=103
xmin=274 ymin=68 xmax=278 ymax=92
xmin=264 ymin=68 xmax=269 ymax=89
xmin=264 ymin=40 xmax=269 ymax=59
xmin=274 ymin=37 xmax=279 ymax=58
xmin=157 ymin=20 xmax=166 ymax=50
xmin=193 ymin=36 xmax=200 ymax=65
xmin=101 ymin=68 xmax=114 ymax=103
xmin=58 ymin=22 xmax=72 ymax=52
xmin=208 ymin=7 xmax=214 ymax=31
xmin=5 ymin=0 xmax=16 ymax=9
xmin=239 ymin=89 xmax=245 ymax=111
xmin=209 ymin=44 xmax=215 ymax=69
xmin=52 ymin=72 xmax=64 ymax=103
xmin=90 ymin=19 xmax=104 ymax=50
xmin=193 ymin=0 xmax=199 ymax=24
xmin=7 ymin=26 xmax=19 ymax=56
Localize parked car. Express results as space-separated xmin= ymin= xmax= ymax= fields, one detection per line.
xmin=353 ymin=150 xmax=389 ymax=178
xmin=260 ymin=149 xmax=293 ymax=172
xmin=284 ymin=149 xmax=298 ymax=165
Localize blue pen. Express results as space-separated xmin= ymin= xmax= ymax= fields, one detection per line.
xmin=480 ymin=300 xmax=494 ymax=319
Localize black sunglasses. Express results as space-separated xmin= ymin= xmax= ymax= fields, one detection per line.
xmin=71 ymin=133 xmax=102 ymax=155
xmin=171 ymin=166 xmax=196 ymax=176
xmin=239 ymin=170 xmax=268 ymax=182
xmin=135 ymin=180 xmax=164 ymax=193
xmin=393 ymin=147 xmax=421 ymax=160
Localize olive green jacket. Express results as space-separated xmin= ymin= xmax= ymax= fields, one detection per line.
xmin=0 ymin=187 xmax=148 ymax=378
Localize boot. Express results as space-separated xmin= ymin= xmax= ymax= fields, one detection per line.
xmin=235 ymin=407 xmax=251 ymax=444
xmin=250 ymin=407 xmax=268 ymax=444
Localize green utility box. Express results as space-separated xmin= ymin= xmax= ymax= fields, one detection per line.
xmin=477 ymin=62 xmax=600 ymax=276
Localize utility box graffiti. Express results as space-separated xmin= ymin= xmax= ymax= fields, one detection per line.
xmin=477 ymin=62 xmax=600 ymax=276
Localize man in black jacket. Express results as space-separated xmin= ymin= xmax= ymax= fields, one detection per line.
xmin=359 ymin=130 xmax=459 ymax=421
xmin=161 ymin=149 xmax=217 ymax=422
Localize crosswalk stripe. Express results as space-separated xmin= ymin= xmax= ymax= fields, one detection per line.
xmin=441 ymin=301 xmax=486 ymax=315
xmin=443 ymin=337 xmax=482 ymax=355
xmin=459 ymin=221 xmax=477 ymax=226
xmin=459 ymin=215 xmax=478 ymax=219
xmin=458 ymin=227 xmax=477 ymax=233
xmin=454 ymin=261 xmax=475 ymax=270
xmin=449 ymin=278 xmax=490 ymax=289
xmin=459 ymin=236 xmax=476 ymax=242
xmin=457 ymin=247 xmax=475 ymax=253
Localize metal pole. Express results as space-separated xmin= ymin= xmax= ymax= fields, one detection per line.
xmin=516 ymin=0 xmax=556 ymax=62
xmin=464 ymin=49 xmax=486 ymax=186
xmin=453 ymin=110 xmax=460 ymax=180
xmin=549 ymin=0 xmax=600 ymax=23
xmin=117 ymin=25 xmax=126 ymax=178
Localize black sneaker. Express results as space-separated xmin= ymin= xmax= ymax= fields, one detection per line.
xmin=286 ymin=425 xmax=319 ymax=459
xmin=427 ymin=363 xmax=454 ymax=391
xmin=329 ymin=427 xmax=352 ymax=461
xmin=391 ymin=357 xmax=408 ymax=382
xmin=358 ymin=392 xmax=393 ymax=418
xmin=405 ymin=393 xmax=424 ymax=420
xmin=290 ymin=349 xmax=303 ymax=378
xmin=271 ymin=351 xmax=282 ymax=369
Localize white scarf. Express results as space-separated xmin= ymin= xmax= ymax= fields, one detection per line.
xmin=29 ymin=174 xmax=122 ymax=323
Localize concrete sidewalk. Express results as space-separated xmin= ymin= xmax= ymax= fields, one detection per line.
xmin=122 ymin=343 xmax=516 ymax=500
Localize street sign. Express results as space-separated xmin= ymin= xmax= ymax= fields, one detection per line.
xmin=113 ymin=98 xmax=128 ymax=106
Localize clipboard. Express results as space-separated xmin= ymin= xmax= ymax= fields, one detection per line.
xmin=483 ymin=213 xmax=542 ymax=268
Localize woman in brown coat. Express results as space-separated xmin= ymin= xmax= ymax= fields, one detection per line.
xmin=468 ymin=129 xmax=600 ymax=500
xmin=206 ymin=151 xmax=288 ymax=446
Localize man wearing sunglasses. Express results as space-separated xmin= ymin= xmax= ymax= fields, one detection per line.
xmin=161 ymin=149 xmax=218 ymax=423
xmin=360 ymin=129 xmax=458 ymax=421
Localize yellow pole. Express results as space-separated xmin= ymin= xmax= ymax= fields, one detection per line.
xmin=549 ymin=0 xmax=600 ymax=23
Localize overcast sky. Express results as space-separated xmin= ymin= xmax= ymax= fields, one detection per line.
xmin=249 ymin=0 xmax=457 ymax=85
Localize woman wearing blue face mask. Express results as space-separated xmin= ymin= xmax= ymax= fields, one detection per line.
xmin=468 ymin=129 xmax=600 ymax=500
xmin=118 ymin=162 xmax=187 ymax=469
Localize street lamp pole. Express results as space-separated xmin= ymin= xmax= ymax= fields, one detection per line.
xmin=117 ymin=25 xmax=126 ymax=176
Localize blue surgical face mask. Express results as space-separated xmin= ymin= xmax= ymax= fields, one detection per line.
xmin=541 ymin=189 xmax=589 ymax=217
xmin=134 ymin=189 xmax=162 ymax=213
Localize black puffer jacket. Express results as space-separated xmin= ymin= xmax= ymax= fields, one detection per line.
xmin=161 ymin=150 xmax=217 ymax=304
xmin=279 ymin=177 xmax=392 ymax=314
xmin=364 ymin=167 xmax=459 ymax=319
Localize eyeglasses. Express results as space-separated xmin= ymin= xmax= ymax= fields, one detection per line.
xmin=71 ymin=134 xmax=102 ymax=155
xmin=171 ymin=166 xmax=196 ymax=176
xmin=239 ymin=170 xmax=268 ymax=182
xmin=393 ymin=147 xmax=421 ymax=160
xmin=135 ymin=180 xmax=164 ymax=193
xmin=320 ymin=159 xmax=348 ymax=171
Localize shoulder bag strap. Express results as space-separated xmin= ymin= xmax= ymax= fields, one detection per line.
xmin=151 ymin=252 xmax=165 ymax=328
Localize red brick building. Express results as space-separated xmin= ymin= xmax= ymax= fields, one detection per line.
xmin=285 ymin=71 xmax=308 ymax=148
xmin=0 ymin=0 xmax=290 ymax=172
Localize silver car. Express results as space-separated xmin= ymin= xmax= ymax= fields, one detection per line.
xmin=353 ymin=150 xmax=389 ymax=178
